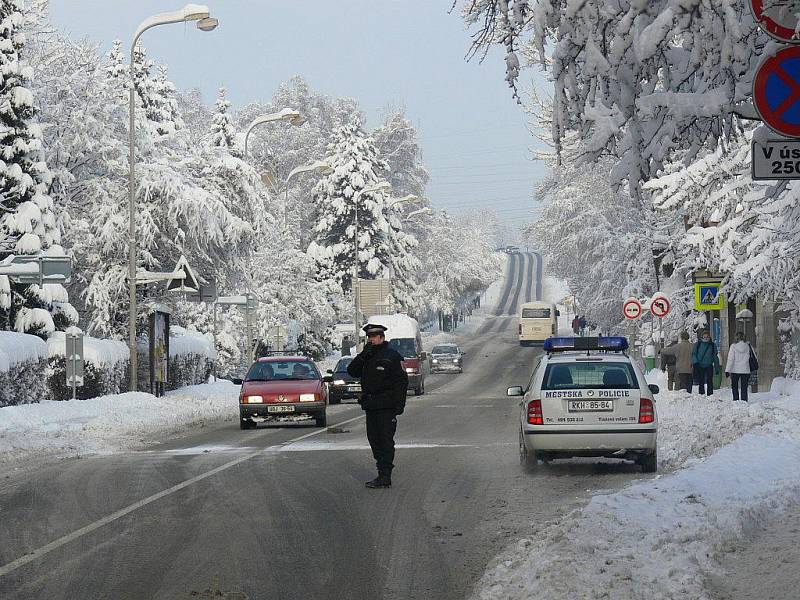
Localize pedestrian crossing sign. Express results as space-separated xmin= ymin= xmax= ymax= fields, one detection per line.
xmin=694 ymin=282 xmax=726 ymax=311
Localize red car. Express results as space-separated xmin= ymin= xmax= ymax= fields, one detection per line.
xmin=233 ymin=356 xmax=328 ymax=429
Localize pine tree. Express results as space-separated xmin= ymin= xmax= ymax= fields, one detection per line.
xmin=307 ymin=120 xmax=391 ymax=293
xmin=209 ymin=86 xmax=236 ymax=149
xmin=150 ymin=64 xmax=183 ymax=136
xmin=0 ymin=0 xmax=74 ymax=336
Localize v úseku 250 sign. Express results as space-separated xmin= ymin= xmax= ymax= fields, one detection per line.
xmin=752 ymin=139 xmax=800 ymax=179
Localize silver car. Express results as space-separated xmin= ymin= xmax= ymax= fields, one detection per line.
xmin=508 ymin=337 xmax=658 ymax=473
xmin=429 ymin=343 xmax=464 ymax=374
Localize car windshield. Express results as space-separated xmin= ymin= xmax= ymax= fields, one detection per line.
xmin=522 ymin=308 xmax=550 ymax=318
xmin=541 ymin=362 xmax=639 ymax=390
xmin=246 ymin=360 xmax=320 ymax=381
xmin=334 ymin=358 xmax=352 ymax=373
xmin=388 ymin=338 xmax=417 ymax=358
xmin=432 ymin=345 xmax=458 ymax=355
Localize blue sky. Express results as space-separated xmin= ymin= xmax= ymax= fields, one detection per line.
xmin=49 ymin=1 xmax=548 ymax=231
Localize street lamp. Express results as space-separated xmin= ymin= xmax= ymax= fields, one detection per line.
xmin=128 ymin=4 xmax=218 ymax=392
xmin=403 ymin=207 xmax=432 ymax=222
xmin=284 ymin=160 xmax=332 ymax=226
xmin=352 ymin=181 xmax=391 ymax=336
xmin=387 ymin=194 xmax=420 ymax=209
xmin=243 ymin=108 xmax=305 ymax=156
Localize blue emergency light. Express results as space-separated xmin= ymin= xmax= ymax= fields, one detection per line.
xmin=543 ymin=336 xmax=628 ymax=353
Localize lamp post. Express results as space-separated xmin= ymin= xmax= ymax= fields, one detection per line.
xmin=284 ymin=160 xmax=332 ymax=227
xmin=242 ymin=108 xmax=305 ymax=157
xmin=352 ymin=181 xmax=391 ymax=339
xmin=403 ymin=207 xmax=432 ymax=222
xmin=128 ymin=4 xmax=218 ymax=392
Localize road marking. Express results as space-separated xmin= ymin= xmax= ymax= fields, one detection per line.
xmin=0 ymin=413 xmax=367 ymax=579
xmin=269 ymin=442 xmax=473 ymax=452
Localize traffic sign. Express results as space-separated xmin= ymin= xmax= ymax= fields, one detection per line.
xmin=650 ymin=294 xmax=670 ymax=318
xmin=165 ymin=255 xmax=200 ymax=293
xmin=754 ymin=47 xmax=800 ymax=138
xmin=623 ymin=298 xmax=642 ymax=320
xmin=750 ymin=0 xmax=800 ymax=43
xmin=752 ymin=138 xmax=800 ymax=179
xmin=694 ymin=282 xmax=726 ymax=311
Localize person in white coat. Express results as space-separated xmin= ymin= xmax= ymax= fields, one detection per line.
xmin=725 ymin=331 xmax=753 ymax=402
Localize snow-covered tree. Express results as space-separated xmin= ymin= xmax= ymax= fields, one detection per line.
xmin=373 ymin=109 xmax=429 ymax=199
xmin=308 ymin=119 xmax=392 ymax=292
xmin=413 ymin=209 xmax=502 ymax=318
xmin=457 ymin=1 xmax=766 ymax=197
xmin=209 ymin=86 xmax=236 ymax=149
xmin=0 ymin=0 xmax=75 ymax=336
xmin=149 ymin=64 xmax=183 ymax=136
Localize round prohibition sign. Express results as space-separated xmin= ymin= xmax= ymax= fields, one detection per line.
xmin=623 ymin=299 xmax=642 ymax=320
xmin=750 ymin=0 xmax=800 ymax=43
xmin=650 ymin=296 xmax=670 ymax=318
xmin=754 ymin=47 xmax=800 ymax=138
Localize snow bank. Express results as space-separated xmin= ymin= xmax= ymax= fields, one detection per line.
xmin=0 ymin=330 xmax=47 ymax=372
xmin=472 ymin=385 xmax=800 ymax=600
xmin=365 ymin=313 xmax=418 ymax=340
xmin=0 ymin=381 xmax=239 ymax=469
xmin=47 ymin=331 xmax=128 ymax=366
xmin=169 ymin=325 xmax=216 ymax=359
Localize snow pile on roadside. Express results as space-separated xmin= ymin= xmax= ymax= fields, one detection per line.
xmin=644 ymin=370 xmax=772 ymax=472
xmin=0 ymin=381 xmax=238 ymax=468
xmin=0 ymin=331 xmax=47 ymax=372
xmin=169 ymin=325 xmax=216 ymax=359
xmin=47 ymin=330 xmax=128 ymax=366
xmin=472 ymin=384 xmax=800 ymax=600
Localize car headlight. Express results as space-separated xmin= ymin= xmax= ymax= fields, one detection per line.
xmin=245 ymin=395 xmax=263 ymax=403
xmin=299 ymin=393 xmax=317 ymax=402
xmin=432 ymin=359 xmax=439 ymax=364
xmin=453 ymin=359 xmax=459 ymax=364
xmin=333 ymin=379 xmax=346 ymax=385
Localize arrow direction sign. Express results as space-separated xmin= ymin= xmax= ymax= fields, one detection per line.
xmin=751 ymin=0 xmax=800 ymax=43
xmin=754 ymin=46 xmax=800 ymax=138
xmin=623 ymin=298 xmax=643 ymax=320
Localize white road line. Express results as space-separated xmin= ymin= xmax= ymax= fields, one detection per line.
xmin=0 ymin=413 xmax=367 ymax=579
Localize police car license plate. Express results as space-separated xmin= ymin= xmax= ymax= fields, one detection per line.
xmin=568 ymin=400 xmax=613 ymax=412
xmin=267 ymin=405 xmax=295 ymax=413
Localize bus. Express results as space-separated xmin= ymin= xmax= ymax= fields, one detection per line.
xmin=518 ymin=301 xmax=559 ymax=346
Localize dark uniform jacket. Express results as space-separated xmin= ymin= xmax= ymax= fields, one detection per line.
xmin=347 ymin=342 xmax=408 ymax=413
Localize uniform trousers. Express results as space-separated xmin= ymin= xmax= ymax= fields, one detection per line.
xmin=365 ymin=408 xmax=397 ymax=477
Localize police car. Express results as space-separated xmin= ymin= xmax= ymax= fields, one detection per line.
xmin=507 ymin=337 xmax=658 ymax=473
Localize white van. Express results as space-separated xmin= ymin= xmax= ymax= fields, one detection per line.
xmin=518 ymin=301 xmax=558 ymax=346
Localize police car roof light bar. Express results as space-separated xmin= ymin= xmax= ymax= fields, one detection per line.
xmin=543 ymin=336 xmax=628 ymax=354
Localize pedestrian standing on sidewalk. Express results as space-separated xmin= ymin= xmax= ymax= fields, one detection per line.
xmin=668 ymin=331 xmax=694 ymax=392
xmin=347 ymin=323 xmax=408 ymax=489
xmin=579 ymin=315 xmax=587 ymax=336
xmin=572 ymin=316 xmax=580 ymax=335
xmin=692 ymin=329 xmax=720 ymax=396
xmin=659 ymin=337 xmax=679 ymax=391
xmin=725 ymin=331 xmax=754 ymax=401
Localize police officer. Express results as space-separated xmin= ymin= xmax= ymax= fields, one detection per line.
xmin=347 ymin=323 xmax=408 ymax=488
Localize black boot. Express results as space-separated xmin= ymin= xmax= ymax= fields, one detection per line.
xmin=365 ymin=474 xmax=391 ymax=488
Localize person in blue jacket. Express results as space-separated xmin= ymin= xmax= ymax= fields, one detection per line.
xmin=692 ymin=329 xmax=720 ymax=396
